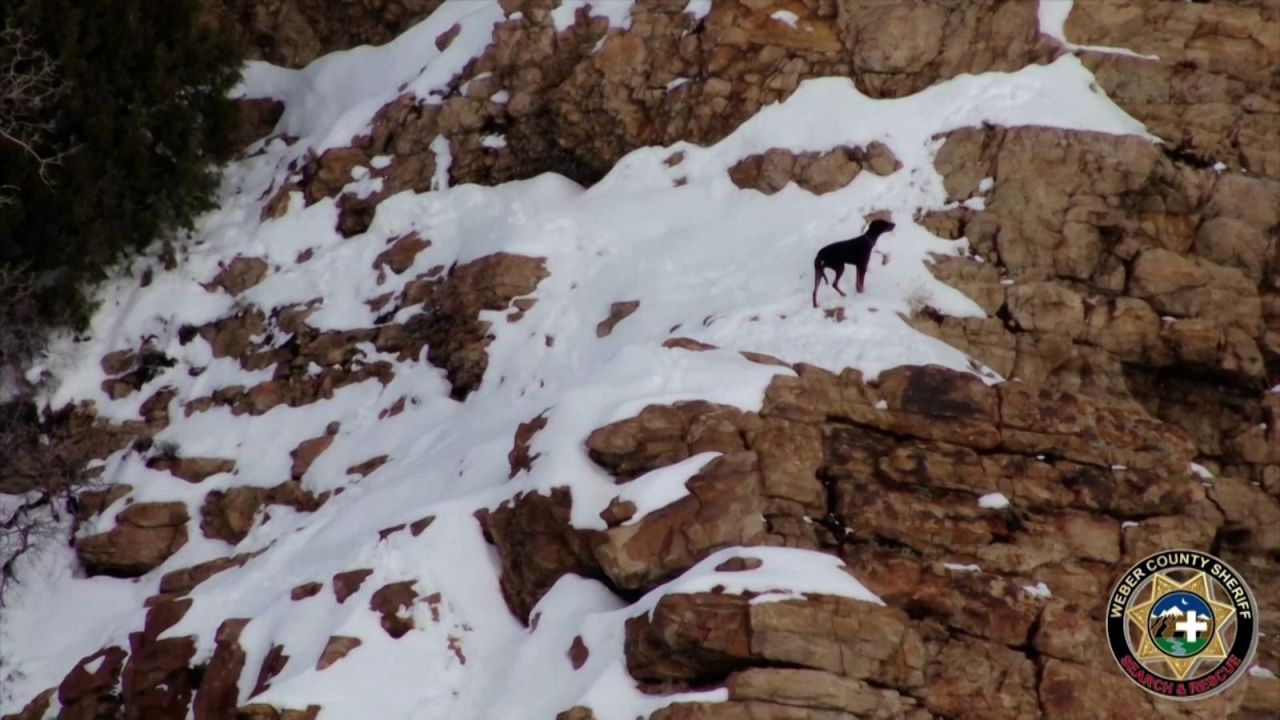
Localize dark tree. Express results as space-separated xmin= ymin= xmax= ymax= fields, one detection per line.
xmin=0 ymin=0 xmax=244 ymax=324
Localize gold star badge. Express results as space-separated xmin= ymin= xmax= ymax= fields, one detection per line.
xmin=1125 ymin=571 xmax=1236 ymax=680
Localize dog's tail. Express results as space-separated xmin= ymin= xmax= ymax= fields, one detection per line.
xmin=812 ymin=258 xmax=826 ymax=308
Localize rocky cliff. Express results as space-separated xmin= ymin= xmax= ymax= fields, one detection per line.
xmin=2 ymin=1 xmax=1278 ymax=719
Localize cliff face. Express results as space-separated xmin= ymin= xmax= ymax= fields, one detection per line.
xmin=2 ymin=1 xmax=1278 ymax=719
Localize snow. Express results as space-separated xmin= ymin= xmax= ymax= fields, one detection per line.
xmin=683 ymin=0 xmax=712 ymax=22
xmin=80 ymin=655 xmax=106 ymax=675
xmin=1022 ymin=582 xmax=1052 ymax=599
xmin=770 ymin=10 xmax=799 ymax=29
xmin=978 ymin=493 xmax=1010 ymax=509
xmin=942 ymin=563 xmax=981 ymax=573
xmin=234 ymin=1 xmax=506 ymax=152
xmin=611 ymin=452 xmax=721 ymax=526
xmin=1 ymin=3 xmax=1160 ymax=717
xmin=1250 ymin=665 xmax=1278 ymax=680
xmin=551 ymin=1 xmax=635 ymax=33
xmin=481 ymin=134 xmax=508 ymax=150
xmin=1037 ymin=1 xmax=1161 ymax=61
xmin=1188 ymin=463 xmax=1215 ymax=480
xmin=430 ymin=135 xmax=452 ymax=191
xmin=666 ymin=77 xmax=690 ymax=92
xmin=486 ymin=547 xmax=879 ymax=719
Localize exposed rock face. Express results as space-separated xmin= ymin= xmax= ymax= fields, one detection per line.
xmin=728 ymin=143 xmax=899 ymax=195
xmin=212 ymin=0 xmax=447 ymax=68
xmin=75 ymin=502 xmax=190 ymax=577
xmin=200 ymin=481 xmax=326 ymax=544
xmin=1065 ymin=0 xmax=1280 ymax=179
xmin=270 ymin=0 xmax=1057 ymax=225
xmin=484 ymin=363 xmax=1268 ymax=716
xmin=921 ymin=126 xmax=1277 ymax=494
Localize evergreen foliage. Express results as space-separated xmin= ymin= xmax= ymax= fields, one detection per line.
xmin=0 ymin=0 xmax=244 ymax=325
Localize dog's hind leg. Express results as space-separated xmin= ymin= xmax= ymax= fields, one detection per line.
xmin=832 ymin=265 xmax=847 ymax=297
xmin=813 ymin=260 xmax=828 ymax=307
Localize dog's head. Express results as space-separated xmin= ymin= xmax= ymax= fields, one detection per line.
xmin=868 ymin=218 xmax=896 ymax=235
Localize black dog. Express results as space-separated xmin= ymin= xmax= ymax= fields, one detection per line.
xmin=812 ymin=219 xmax=896 ymax=308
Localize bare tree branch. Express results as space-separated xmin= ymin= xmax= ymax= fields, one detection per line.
xmin=0 ymin=20 xmax=68 ymax=206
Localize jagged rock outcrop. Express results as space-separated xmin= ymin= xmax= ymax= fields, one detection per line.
xmin=728 ymin=143 xmax=899 ymax=195
xmin=921 ymin=126 xmax=1277 ymax=478
xmin=1066 ymin=0 xmax=1280 ymax=179
xmin=75 ymin=501 xmax=190 ymax=577
xmin=212 ymin=0 xmax=447 ymax=68
xmin=483 ymin=362 xmax=1274 ymax=717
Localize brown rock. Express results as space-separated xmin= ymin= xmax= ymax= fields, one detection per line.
xmin=410 ymin=515 xmax=435 ymax=536
xmin=75 ymin=501 xmax=190 ymax=577
xmin=235 ymin=704 xmax=321 ymax=720
xmin=159 ymin=551 xmax=260 ymax=595
xmin=595 ymin=452 xmax=768 ymax=590
xmin=290 ymin=423 xmax=339 ymax=480
xmin=568 ymin=636 xmax=589 ymax=670
xmin=1208 ymin=475 xmax=1280 ymax=553
xmin=316 ymin=636 xmax=362 ymax=670
xmin=875 ymin=365 xmax=1000 ymax=449
xmin=57 ymin=646 xmax=128 ymax=720
xmin=201 ymin=481 xmax=326 ymax=544
xmin=627 ymin=592 xmax=925 ymax=690
xmin=193 ymin=618 xmax=250 ymax=720
xmin=476 ymin=488 xmax=603 ymax=622
xmin=372 ymin=233 xmax=431 ymax=274
xmin=347 ymin=455 xmax=389 ymax=477
xmin=120 ymin=597 xmax=198 ymax=720
xmin=370 ymin=580 xmax=419 ymax=638
xmin=726 ymin=668 xmax=920 ymax=718
xmin=1006 ymin=281 xmax=1086 ymax=338
xmin=596 ymin=300 xmax=640 ymax=338
xmin=101 ymin=349 xmax=137 ymax=375
xmin=146 ymin=455 xmax=236 ymax=484
xmin=206 ymin=257 xmax=269 ymax=296
xmin=399 ymin=253 xmax=549 ymax=399
xmin=508 ymin=411 xmax=548 ymax=479
xmin=76 ymin=484 xmax=133 ymax=522
xmin=924 ymin=636 xmax=1039 ymax=719
xmin=249 ymin=644 xmax=289 ymax=698
xmin=290 ymin=582 xmax=323 ymax=601
xmin=332 ymin=569 xmax=374 ymax=604
xmin=663 ymin=337 xmax=718 ymax=352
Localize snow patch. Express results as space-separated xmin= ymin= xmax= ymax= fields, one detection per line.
xmin=1022 ymin=581 xmax=1052 ymax=599
xmin=683 ymin=0 xmax=712 ymax=22
xmin=1188 ymin=463 xmax=1215 ymax=480
xmin=770 ymin=10 xmax=799 ymax=29
xmin=978 ymin=493 xmax=1010 ymax=510
xmin=613 ymin=452 xmax=721 ymax=526
xmin=1037 ymin=0 xmax=1161 ymax=61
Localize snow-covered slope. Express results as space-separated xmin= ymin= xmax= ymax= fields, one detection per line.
xmin=1 ymin=2 xmax=1159 ymax=717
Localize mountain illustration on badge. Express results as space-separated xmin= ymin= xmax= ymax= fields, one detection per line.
xmin=1107 ymin=549 xmax=1259 ymax=700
